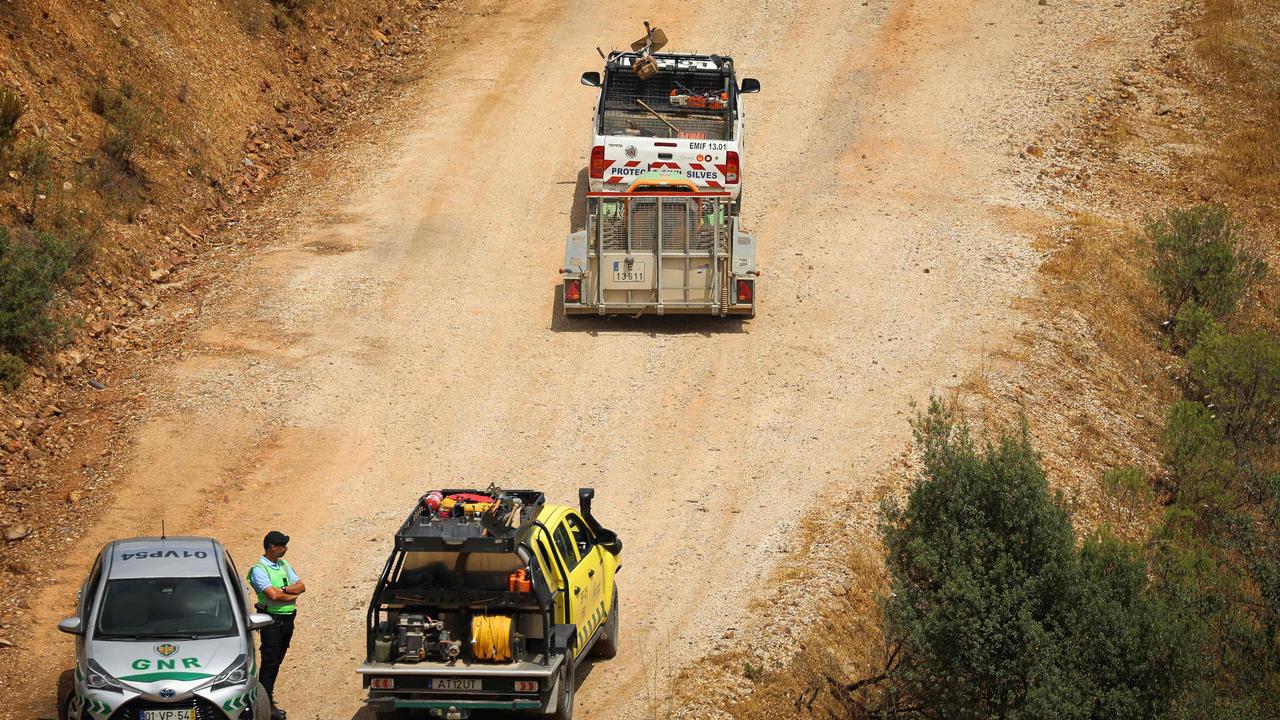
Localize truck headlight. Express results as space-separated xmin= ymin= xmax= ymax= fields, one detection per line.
xmin=86 ymin=659 xmax=124 ymax=693
xmin=209 ymin=654 xmax=248 ymax=690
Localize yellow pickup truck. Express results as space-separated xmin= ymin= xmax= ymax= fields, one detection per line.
xmin=358 ymin=488 xmax=621 ymax=720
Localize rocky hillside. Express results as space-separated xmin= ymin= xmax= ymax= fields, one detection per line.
xmin=0 ymin=0 xmax=458 ymax=595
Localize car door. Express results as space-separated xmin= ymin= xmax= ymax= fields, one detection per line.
xmin=533 ymin=530 xmax=570 ymax=626
xmin=78 ymin=555 xmax=103 ymax=656
xmin=557 ymin=513 xmax=607 ymax=655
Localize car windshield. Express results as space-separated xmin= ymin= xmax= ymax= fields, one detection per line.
xmin=95 ymin=577 xmax=236 ymax=639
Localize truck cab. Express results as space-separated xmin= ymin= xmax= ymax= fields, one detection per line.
xmin=581 ymin=50 xmax=760 ymax=212
xmin=358 ymin=488 xmax=621 ymax=720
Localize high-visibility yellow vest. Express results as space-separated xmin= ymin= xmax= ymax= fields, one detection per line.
xmin=248 ymin=558 xmax=296 ymax=615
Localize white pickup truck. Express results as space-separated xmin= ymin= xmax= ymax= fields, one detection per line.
xmin=580 ymin=48 xmax=760 ymax=213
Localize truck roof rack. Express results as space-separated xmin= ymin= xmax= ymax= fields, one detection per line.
xmin=394 ymin=489 xmax=546 ymax=553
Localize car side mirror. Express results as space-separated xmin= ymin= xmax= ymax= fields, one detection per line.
xmin=740 ymin=78 xmax=761 ymax=94
xmin=581 ymin=71 xmax=601 ymax=87
xmin=248 ymin=613 xmax=275 ymax=631
xmin=58 ymin=617 xmax=84 ymax=635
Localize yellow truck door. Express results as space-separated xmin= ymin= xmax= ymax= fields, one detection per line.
xmin=553 ymin=514 xmax=607 ymax=655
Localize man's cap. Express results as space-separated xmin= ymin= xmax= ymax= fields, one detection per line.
xmin=264 ymin=530 xmax=290 ymax=547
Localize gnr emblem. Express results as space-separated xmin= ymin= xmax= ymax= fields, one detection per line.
xmin=154 ymin=643 xmax=179 ymax=657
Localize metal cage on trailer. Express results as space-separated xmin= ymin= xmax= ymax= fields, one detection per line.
xmin=561 ymin=190 xmax=758 ymax=317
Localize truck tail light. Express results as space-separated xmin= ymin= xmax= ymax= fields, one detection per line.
xmin=370 ymin=678 xmax=394 ymax=690
xmin=589 ymin=145 xmax=607 ymax=179
xmin=565 ymin=279 xmax=582 ymax=303
xmin=725 ymin=151 xmax=740 ymax=184
xmin=736 ymin=279 xmax=753 ymax=303
xmin=514 ymin=680 xmax=539 ymax=692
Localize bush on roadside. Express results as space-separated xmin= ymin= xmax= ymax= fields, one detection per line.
xmin=0 ymin=86 xmax=23 ymax=153
xmin=1154 ymin=399 xmax=1280 ymax=719
xmin=89 ymin=81 xmax=149 ymax=176
xmin=1159 ymin=401 xmax=1238 ymax=532
xmin=1102 ymin=465 xmax=1150 ymax=504
xmin=269 ymin=0 xmax=310 ymax=30
xmin=0 ymin=226 xmax=79 ymax=360
xmin=1068 ymin=532 xmax=1193 ymax=719
xmin=1147 ymin=205 xmax=1266 ymax=321
xmin=0 ymin=353 xmax=26 ymax=392
xmin=1186 ymin=328 xmax=1280 ymax=447
xmin=1171 ymin=299 xmax=1219 ymax=353
xmin=878 ymin=399 xmax=1188 ymax=719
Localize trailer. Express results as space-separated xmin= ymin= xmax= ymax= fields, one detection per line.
xmin=561 ymin=177 xmax=758 ymax=317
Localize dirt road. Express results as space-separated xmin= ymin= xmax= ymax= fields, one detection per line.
xmin=9 ymin=0 xmax=1173 ymax=717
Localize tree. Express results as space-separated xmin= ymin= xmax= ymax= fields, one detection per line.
xmin=878 ymin=399 xmax=1190 ymax=719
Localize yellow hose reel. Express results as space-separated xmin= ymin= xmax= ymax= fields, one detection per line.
xmin=471 ymin=614 xmax=515 ymax=662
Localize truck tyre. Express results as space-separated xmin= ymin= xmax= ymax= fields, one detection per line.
xmin=592 ymin=593 xmax=619 ymax=659
xmin=549 ymin=659 xmax=575 ymax=720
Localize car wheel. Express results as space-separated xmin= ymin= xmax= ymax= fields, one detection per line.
xmin=56 ymin=669 xmax=76 ymax=720
xmin=548 ymin=659 xmax=575 ymax=720
xmin=592 ymin=593 xmax=619 ymax=660
xmin=250 ymin=682 xmax=270 ymax=720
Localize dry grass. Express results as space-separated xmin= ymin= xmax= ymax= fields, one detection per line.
xmin=1197 ymin=0 xmax=1280 ymax=245
xmin=1041 ymin=214 xmax=1163 ymax=370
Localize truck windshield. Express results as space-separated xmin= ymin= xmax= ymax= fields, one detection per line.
xmin=95 ymin=577 xmax=236 ymax=639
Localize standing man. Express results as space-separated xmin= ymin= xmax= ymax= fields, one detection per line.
xmin=248 ymin=530 xmax=305 ymax=720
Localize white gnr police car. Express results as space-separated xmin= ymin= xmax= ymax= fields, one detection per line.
xmin=57 ymin=537 xmax=273 ymax=720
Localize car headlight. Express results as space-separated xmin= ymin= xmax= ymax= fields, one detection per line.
xmin=210 ymin=654 xmax=248 ymax=690
xmin=86 ymin=659 xmax=124 ymax=693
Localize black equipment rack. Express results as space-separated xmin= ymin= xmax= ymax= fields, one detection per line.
xmin=394 ymin=489 xmax=546 ymax=553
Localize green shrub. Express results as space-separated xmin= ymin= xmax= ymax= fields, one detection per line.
xmin=1066 ymin=532 xmax=1194 ymax=720
xmin=0 ymin=353 xmax=26 ymax=392
xmin=880 ymin=399 xmax=1187 ymax=719
xmin=0 ymin=86 xmax=22 ymax=152
xmin=1147 ymin=205 xmax=1267 ymax=320
xmin=1155 ymin=401 xmax=1280 ymax=718
xmin=1160 ymin=401 xmax=1238 ymax=520
xmin=1171 ymin=299 xmax=1220 ymax=353
xmin=10 ymin=137 xmax=50 ymax=179
xmin=1102 ymin=466 xmax=1151 ymax=504
xmin=268 ymin=0 xmax=310 ymax=30
xmin=89 ymin=81 xmax=132 ymax=119
xmin=0 ymin=226 xmax=78 ymax=356
xmin=1186 ymin=328 xmax=1280 ymax=446
xmin=89 ymin=82 xmax=148 ymax=175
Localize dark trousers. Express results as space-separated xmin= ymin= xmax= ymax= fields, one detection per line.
xmin=258 ymin=612 xmax=296 ymax=704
